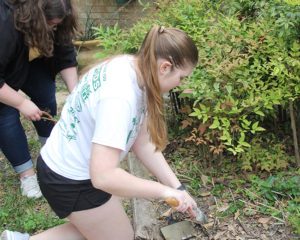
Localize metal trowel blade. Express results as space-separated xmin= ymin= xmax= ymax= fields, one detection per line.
xmin=193 ymin=207 xmax=207 ymax=223
xmin=160 ymin=220 xmax=196 ymax=240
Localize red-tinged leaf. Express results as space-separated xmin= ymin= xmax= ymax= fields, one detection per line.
xmin=198 ymin=124 xmax=207 ymax=135
xmin=221 ymin=103 xmax=227 ymax=109
xmin=226 ymin=101 xmax=235 ymax=106
xmin=181 ymin=119 xmax=191 ymax=129
xmin=183 ymin=89 xmax=193 ymax=93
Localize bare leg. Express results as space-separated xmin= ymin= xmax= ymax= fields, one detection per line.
xmin=19 ymin=168 xmax=35 ymax=179
xmin=29 ymin=222 xmax=85 ymax=240
xmin=68 ymin=196 xmax=134 ymax=240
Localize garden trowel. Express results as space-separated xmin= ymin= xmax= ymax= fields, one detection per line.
xmin=159 ymin=197 xmax=207 ymax=240
xmin=165 ymin=197 xmax=207 ymax=223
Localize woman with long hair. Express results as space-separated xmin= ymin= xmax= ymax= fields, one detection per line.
xmin=0 ymin=0 xmax=79 ymax=199
xmin=1 ymin=25 xmax=199 ymax=240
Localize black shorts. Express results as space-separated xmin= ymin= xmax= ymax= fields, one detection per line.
xmin=36 ymin=155 xmax=112 ymax=219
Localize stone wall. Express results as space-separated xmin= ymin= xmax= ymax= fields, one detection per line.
xmin=73 ymin=0 xmax=152 ymax=34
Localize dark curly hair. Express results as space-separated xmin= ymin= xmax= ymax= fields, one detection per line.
xmin=10 ymin=0 xmax=80 ymax=57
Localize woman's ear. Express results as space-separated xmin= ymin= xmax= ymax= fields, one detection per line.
xmin=158 ymin=61 xmax=172 ymax=76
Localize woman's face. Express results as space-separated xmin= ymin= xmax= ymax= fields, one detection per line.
xmin=47 ymin=18 xmax=64 ymax=31
xmin=157 ymin=59 xmax=195 ymax=94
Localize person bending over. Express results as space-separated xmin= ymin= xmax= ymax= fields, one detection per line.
xmin=1 ymin=25 xmax=199 ymax=240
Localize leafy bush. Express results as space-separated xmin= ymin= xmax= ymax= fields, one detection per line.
xmin=93 ymin=0 xmax=300 ymax=168
xmin=238 ymin=137 xmax=293 ymax=171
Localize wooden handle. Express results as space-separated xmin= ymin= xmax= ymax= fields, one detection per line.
xmin=165 ymin=197 xmax=179 ymax=207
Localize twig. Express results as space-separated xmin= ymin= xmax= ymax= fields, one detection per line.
xmin=271 ymin=190 xmax=287 ymax=197
xmin=211 ymin=178 xmax=221 ymax=229
xmin=41 ymin=111 xmax=57 ymax=124
xmin=211 ymin=178 xmax=220 ymax=210
xmin=245 ymin=188 xmax=264 ymax=200
xmin=229 ymin=187 xmax=236 ymax=205
xmin=238 ymin=199 xmax=285 ymax=223
xmin=175 ymin=173 xmax=195 ymax=182
xmin=236 ymin=217 xmax=254 ymax=237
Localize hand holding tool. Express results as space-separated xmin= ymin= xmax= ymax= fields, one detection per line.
xmin=165 ymin=197 xmax=207 ymax=223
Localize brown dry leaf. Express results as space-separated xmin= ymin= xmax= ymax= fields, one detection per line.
xmin=199 ymin=191 xmax=211 ymax=197
xmin=214 ymin=177 xmax=225 ymax=184
xmin=258 ymin=217 xmax=271 ymax=224
xmin=209 ymin=205 xmax=217 ymax=210
xmin=201 ymin=174 xmax=209 ymax=187
xmin=234 ymin=209 xmax=240 ymax=220
xmin=227 ymin=224 xmax=237 ymax=235
xmin=214 ymin=231 xmax=226 ymax=239
xmin=236 ymin=236 xmax=245 ymax=240
xmin=263 ymin=223 xmax=270 ymax=230
xmin=218 ymin=203 xmax=230 ymax=212
xmin=261 ymin=233 xmax=268 ymax=239
xmin=160 ymin=208 xmax=173 ymax=218
xmin=203 ymin=221 xmax=214 ymax=228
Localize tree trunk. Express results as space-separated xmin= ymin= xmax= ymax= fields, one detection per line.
xmin=289 ymin=100 xmax=300 ymax=167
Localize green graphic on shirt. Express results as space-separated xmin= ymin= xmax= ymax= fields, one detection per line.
xmin=102 ymin=65 xmax=107 ymax=81
xmin=59 ymin=119 xmax=77 ymax=141
xmin=92 ymin=65 xmax=103 ymax=91
xmin=126 ymin=117 xmax=136 ymax=144
xmin=75 ymin=95 xmax=82 ymax=112
xmin=60 ymin=63 xmax=108 ymax=141
xmin=81 ymin=82 xmax=92 ymax=102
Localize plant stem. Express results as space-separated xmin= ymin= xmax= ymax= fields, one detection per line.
xmin=289 ymin=99 xmax=300 ymax=167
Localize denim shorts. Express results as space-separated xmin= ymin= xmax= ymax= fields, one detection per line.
xmin=36 ymin=155 xmax=112 ymax=219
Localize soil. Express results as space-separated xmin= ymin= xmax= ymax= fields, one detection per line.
xmin=128 ymin=174 xmax=299 ymax=240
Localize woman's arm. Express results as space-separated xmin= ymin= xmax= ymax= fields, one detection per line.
xmin=60 ymin=66 xmax=78 ymax=93
xmin=0 ymin=83 xmax=41 ymax=121
xmin=131 ymin=118 xmax=197 ymax=217
xmin=89 ymin=143 xmax=173 ymax=200
xmin=132 ymin=119 xmax=181 ymax=188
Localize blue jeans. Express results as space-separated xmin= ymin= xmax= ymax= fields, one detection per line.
xmin=0 ymin=59 xmax=57 ymax=173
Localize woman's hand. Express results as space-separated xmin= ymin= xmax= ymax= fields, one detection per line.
xmin=17 ymin=98 xmax=42 ymax=121
xmin=164 ymin=188 xmax=197 ymax=218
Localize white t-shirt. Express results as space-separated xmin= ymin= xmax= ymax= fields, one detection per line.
xmin=41 ymin=55 xmax=146 ymax=180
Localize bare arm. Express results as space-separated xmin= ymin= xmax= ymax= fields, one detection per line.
xmin=90 ymin=143 xmax=173 ymax=200
xmin=132 ymin=118 xmax=197 ymax=216
xmin=132 ymin=119 xmax=181 ymax=188
xmin=0 ymin=83 xmax=41 ymax=121
xmin=60 ymin=66 xmax=78 ymax=93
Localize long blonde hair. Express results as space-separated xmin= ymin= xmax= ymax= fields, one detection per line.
xmin=136 ymin=26 xmax=198 ymax=151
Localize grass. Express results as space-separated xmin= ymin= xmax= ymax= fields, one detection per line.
xmin=0 ymin=128 xmax=66 ymax=234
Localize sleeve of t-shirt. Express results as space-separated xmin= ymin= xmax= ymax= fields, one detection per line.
xmin=0 ymin=4 xmax=17 ymax=89
xmin=92 ymin=98 xmax=132 ymax=151
xmin=53 ymin=39 xmax=78 ymax=73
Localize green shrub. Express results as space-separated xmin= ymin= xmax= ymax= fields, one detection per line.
xmin=93 ymin=0 xmax=300 ymax=167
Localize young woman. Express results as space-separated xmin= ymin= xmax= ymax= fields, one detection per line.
xmin=0 ymin=0 xmax=79 ymax=199
xmin=1 ymin=25 xmax=199 ymax=240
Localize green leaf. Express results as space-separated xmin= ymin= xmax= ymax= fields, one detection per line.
xmin=209 ymin=119 xmax=220 ymax=129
